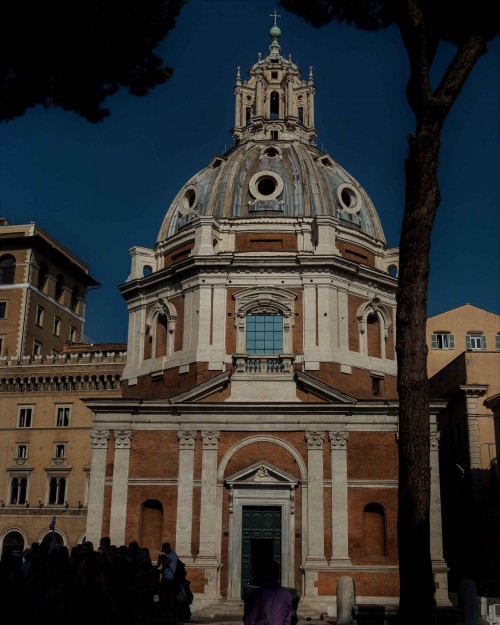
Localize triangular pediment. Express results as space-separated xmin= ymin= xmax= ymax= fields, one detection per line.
xmin=225 ymin=460 xmax=299 ymax=487
xmin=295 ymin=371 xmax=357 ymax=403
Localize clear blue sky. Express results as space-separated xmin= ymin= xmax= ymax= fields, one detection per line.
xmin=1 ymin=0 xmax=498 ymax=344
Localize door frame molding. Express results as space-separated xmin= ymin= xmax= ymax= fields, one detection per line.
xmin=225 ymin=461 xmax=299 ymax=599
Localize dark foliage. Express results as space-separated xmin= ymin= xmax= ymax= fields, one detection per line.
xmin=0 ymin=0 xmax=187 ymax=122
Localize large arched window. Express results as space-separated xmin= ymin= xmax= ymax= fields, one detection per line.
xmin=233 ymin=288 xmax=296 ymax=374
xmin=0 ymin=254 xmax=16 ymax=284
xmin=144 ymin=300 xmax=177 ymax=361
xmin=366 ymin=313 xmax=382 ymax=358
xmin=356 ymin=299 xmax=391 ymax=360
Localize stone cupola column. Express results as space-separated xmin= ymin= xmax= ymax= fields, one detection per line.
xmin=175 ymin=430 xmax=197 ymax=558
xmin=287 ymin=79 xmax=294 ymax=117
xmin=329 ymin=431 xmax=351 ymax=565
xmin=255 ymin=79 xmax=263 ymax=118
xmin=86 ymin=429 xmax=109 ymax=545
xmin=305 ymin=431 xmax=326 ymax=563
xmin=198 ymin=431 xmax=221 ymax=558
xmin=110 ymin=430 xmax=132 ymax=547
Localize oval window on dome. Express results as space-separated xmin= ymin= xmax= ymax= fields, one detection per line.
xmin=249 ymin=170 xmax=284 ymax=201
xmin=179 ymin=185 xmax=198 ymax=215
xmin=337 ymin=183 xmax=361 ymax=214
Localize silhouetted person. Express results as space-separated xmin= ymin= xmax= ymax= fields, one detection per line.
xmin=244 ymin=560 xmax=292 ymax=625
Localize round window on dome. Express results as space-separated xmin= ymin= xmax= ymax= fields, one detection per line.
xmin=179 ymin=186 xmax=198 ymax=215
xmin=337 ymin=183 xmax=361 ymax=214
xmin=264 ymin=147 xmax=279 ymax=158
xmin=257 ymin=177 xmax=276 ymax=195
xmin=249 ymin=170 xmax=284 ymax=201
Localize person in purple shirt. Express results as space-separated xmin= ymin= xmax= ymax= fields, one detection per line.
xmin=244 ymin=560 xmax=292 ymax=625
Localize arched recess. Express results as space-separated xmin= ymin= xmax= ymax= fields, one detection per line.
xmin=40 ymin=529 xmax=66 ymax=550
xmin=139 ymin=499 xmax=164 ymax=553
xmin=218 ymin=436 xmax=306 ymax=599
xmin=0 ymin=254 xmax=16 ymax=285
xmin=362 ymin=502 xmax=387 ymax=558
xmin=144 ymin=299 xmax=177 ymax=360
xmin=356 ymin=298 xmax=391 ymax=359
xmin=1 ymin=529 xmax=26 ymax=558
xmin=233 ymin=288 xmax=297 ymax=355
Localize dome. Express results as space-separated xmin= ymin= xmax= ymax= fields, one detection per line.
xmin=156 ymin=24 xmax=386 ymax=248
xmin=157 ymin=140 xmax=386 ymax=244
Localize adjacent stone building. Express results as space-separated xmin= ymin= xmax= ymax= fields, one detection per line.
xmin=427 ymin=304 xmax=500 ymax=595
xmin=83 ymin=24 xmax=449 ymax=616
xmin=0 ymin=218 xmax=126 ymax=556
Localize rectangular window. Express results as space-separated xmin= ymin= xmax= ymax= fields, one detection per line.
xmin=18 ymin=406 xmax=33 ymax=428
xmin=48 ymin=476 xmax=66 ymax=505
xmin=53 ymin=316 xmax=61 ymax=337
xmin=466 ymin=333 xmax=487 ymax=350
xmin=246 ymin=314 xmax=283 ymax=354
xmin=496 ymin=335 xmax=500 ymax=351
xmin=56 ymin=406 xmax=71 ymax=427
xmin=431 ymin=333 xmax=455 ymax=350
xmin=55 ymin=444 xmax=66 ymax=459
xmin=10 ymin=477 xmax=28 ymax=505
xmin=33 ymin=340 xmax=41 ymax=356
xmin=0 ymin=301 xmax=6 ymax=318
xmin=17 ymin=444 xmax=28 ymax=459
xmin=36 ymin=305 xmax=44 ymax=327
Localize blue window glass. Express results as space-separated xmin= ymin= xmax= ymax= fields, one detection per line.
xmin=246 ymin=314 xmax=283 ymax=354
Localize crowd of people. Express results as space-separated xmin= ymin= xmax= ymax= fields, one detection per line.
xmin=0 ymin=536 xmax=188 ymax=624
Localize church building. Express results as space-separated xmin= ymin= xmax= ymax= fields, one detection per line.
xmin=84 ymin=21 xmax=450 ymax=615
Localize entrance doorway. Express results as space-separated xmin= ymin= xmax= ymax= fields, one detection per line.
xmin=242 ymin=506 xmax=281 ymax=592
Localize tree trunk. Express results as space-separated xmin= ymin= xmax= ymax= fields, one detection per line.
xmin=396 ymin=117 xmax=442 ymax=625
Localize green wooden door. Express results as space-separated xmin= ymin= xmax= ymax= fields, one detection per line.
xmin=242 ymin=506 xmax=282 ymax=592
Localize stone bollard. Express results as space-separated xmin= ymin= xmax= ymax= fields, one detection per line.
xmin=336 ymin=575 xmax=355 ymax=625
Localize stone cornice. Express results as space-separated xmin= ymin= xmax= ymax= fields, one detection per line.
xmin=0 ymin=371 xmax=124 ymax=393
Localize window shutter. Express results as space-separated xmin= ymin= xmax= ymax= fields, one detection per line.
xmin=431 ymin=335 xmax=438 ymax=349
xmin=449 ymin=335 xmax=455 ymax=349
xmin=481 ymin=335 xmax=487 ymax=349
xmin=466 ymin=335 xmax=471 ymax=349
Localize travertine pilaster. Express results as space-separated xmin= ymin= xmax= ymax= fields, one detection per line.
xmin=86 ymin=429 xmax=109 ymax=545
xmin=329 ymin=431 xmax=351 ymax=564
xmin=198 ymin=431 xmax=220 ymax=558
xmin=305 ymin=431 xmax=326 ymax=563
xmin=110 ymin=430 xmax=132 ymax=547
xmin=175 ymin=430 xmax=197 ymax=556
